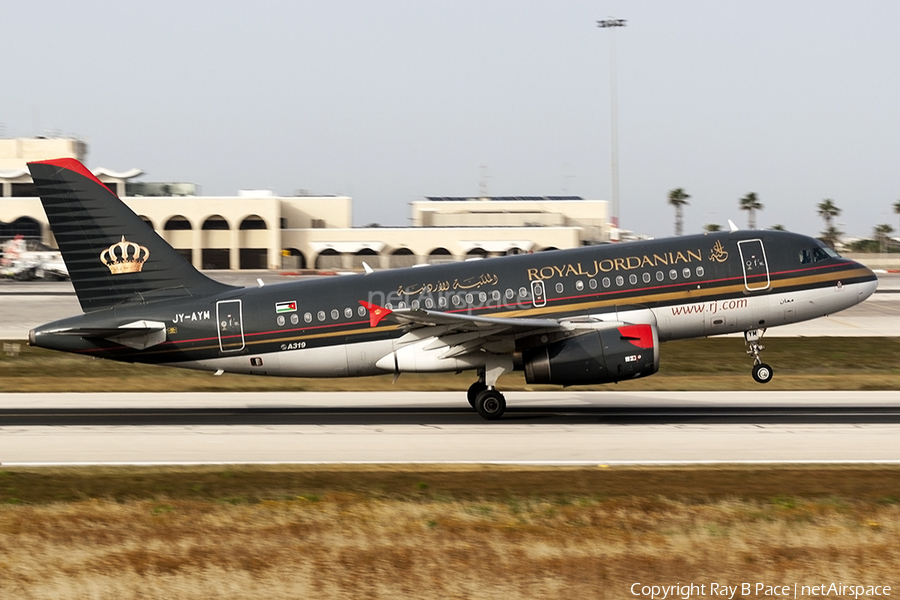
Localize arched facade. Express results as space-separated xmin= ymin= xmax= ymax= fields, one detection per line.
xmin=160 ymin=215 xmax=193 ymax=263
xmin=315 ymin=248 xmax=342 ymax=270
xmin=4 ymin=138 xmax=607 ymax=273
xmin=238 ymin=214 xmax=269 ymax=269
xmin=3 ymin=173 xmax=593 ymax=273
xmin=201 ymin=215 xmax=231 ymax=269
xmin=239 ymin=215 xmax=267 ymax=230
xmin=351 ymin=248 xmax=378 ymax=270
xmin=0 ymin=216 xmax=41 ymax=240
xmin=426 ymin=247 xmax=453 ymax=264
xmin=163 ymin=215 xmax=191 ymax=230
xmin=389 ymin=247 xmax=417 ymax=268
xmin=202 ymin=215 xmax=230 ymax=230
xmin=282 ymin=248 xmax=306 ymax=270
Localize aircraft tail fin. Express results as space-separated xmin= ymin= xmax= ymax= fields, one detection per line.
xmin=27 ymin=158 xmax=236 ymax=313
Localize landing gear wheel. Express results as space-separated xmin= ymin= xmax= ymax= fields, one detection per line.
xmin=475 ymin=389 xmax=506 ymax=420
xmin=467 ymin=381 xmax=487 ymax=408
xmin=752 ymin=363 xmax=774 ymax=384
xmin=745 ymin=329 xmax=774 ymax=384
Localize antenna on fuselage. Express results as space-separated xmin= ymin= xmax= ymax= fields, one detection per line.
xmin=728 ymin=219 xmax=739 ymax=232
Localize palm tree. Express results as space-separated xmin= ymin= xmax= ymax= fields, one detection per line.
xmin=822 ymin=225 xmax=844 ymax=249
xmin=739 ymin=192 xmax=763 ymax=229
xmin=817 ymin=199 xmax=842 ymax=247
xmin=893 ymin=200 xmax=900 ymax=238
xmin=704 ymin=223 xmax=721 ymax=232
xmin=874 ymin=223 xmax=894 ymax=254
xmin=667 ymin=188 xmax=690 ymax=236
xmin=769 ymin=224 xmax=785 ymax=231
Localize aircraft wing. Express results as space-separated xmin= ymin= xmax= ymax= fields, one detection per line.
xmin=359 ymin=301 xmax=624 ymax=360
xmin=392 ymin=308 xmax=563 ymax=332
xmin=360 ymin=300 xmax=562 ymax=332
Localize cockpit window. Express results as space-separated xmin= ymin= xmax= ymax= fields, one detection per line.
xmin=812 ymin=248 xmax=832 ymax=262
xmin=800 ymin=246 xmax=840 ymax=264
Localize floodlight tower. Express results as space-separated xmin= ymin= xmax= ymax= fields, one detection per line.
xmin=597 ymin=17 xmax=626 ymax=234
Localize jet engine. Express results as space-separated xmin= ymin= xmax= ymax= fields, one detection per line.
xmin=522 ymin=324 xmax=659 ymax=385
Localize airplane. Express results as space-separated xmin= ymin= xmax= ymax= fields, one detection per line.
xmin=1 ymin=234 xmax=69 ymax=281
xmin=25 ymin=158 xmax=878 ymax=419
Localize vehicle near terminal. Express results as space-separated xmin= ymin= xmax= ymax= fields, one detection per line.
xmin=26 ymin=158 xmax=878 ymax=419
xmin=1 ymin=234 xmax=69 ymax=281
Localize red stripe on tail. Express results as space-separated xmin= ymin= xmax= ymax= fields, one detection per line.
xmin=27 ymin=158 xmax=116 ymax=196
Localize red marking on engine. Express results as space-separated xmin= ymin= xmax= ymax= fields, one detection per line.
xmin=618 ymin=324 xmax=654 ymax=349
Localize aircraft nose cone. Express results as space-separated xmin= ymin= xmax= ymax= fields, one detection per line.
xmin=851 ymin=261 xmax=879 ymax=303
xmin=860 ymin=271 xmax=879 ymax=302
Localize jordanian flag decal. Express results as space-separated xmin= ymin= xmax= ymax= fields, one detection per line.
xmin=275 ymin=301 xmax=297 ymax=313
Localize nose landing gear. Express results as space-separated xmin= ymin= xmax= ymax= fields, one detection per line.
xmin=745 ymin=329 xmax=774 ymax=384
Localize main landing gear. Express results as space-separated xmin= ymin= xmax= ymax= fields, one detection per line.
xmin=467 ymin=376 xmax=506 ymax=420
xmin=467 ymin=357 xmax=512 ymax=420
xmin=744 ymin=328 xmax=774 ymax=384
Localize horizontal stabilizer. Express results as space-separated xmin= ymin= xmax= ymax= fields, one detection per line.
xmin=48 ymin=320 xmax=167 ymax=350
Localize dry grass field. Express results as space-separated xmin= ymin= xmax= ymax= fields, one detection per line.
xmin=2 ymin=339 xmax=898 ymax=597
xmin=1 ymin=336 xmax=900 ymax=392
xmin=1 ymin=466 xmax=898 ymax=599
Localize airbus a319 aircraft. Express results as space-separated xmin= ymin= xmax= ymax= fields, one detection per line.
xmin=26 ymin=159 xmax=878 ymax=419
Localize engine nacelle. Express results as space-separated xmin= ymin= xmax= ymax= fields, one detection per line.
xmin=522 ymin=324 xmax=659 ymax=385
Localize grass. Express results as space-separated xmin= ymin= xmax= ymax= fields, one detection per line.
xmin=1 ymin=465 xmax=898 ymax=599
xmin=2 ymin=339 xmax=898 ymax=597
xmin=2 ymin=337 xmax=900 ymax=392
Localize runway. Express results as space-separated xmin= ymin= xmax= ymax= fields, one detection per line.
xmin=1 ymin=276 xmax=898 ymax=466
xmin=2 ymin=391 xmax=899 ymax=465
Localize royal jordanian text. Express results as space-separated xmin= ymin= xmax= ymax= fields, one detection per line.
xmin=527 ymin=249 xmax=703 ymax=281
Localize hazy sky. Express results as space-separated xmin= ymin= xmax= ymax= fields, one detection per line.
xmin=4 ymin=1 xmax=899 ymax=238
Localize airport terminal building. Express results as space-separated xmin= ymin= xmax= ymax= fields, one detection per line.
xmin=1 ymin=137 xmax=611 ymax=271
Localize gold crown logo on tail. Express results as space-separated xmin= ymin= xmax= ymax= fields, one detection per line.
xmin=100 ymin=236 xmax=150 ymax=274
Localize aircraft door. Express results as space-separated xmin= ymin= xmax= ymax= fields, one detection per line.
xmin=531 ymin=280 xmax=547 ymax=307
xmin=737 ymin=239 xmax=770 ymax=291
xmin=217 ymin=299 xmax=245 ymax=352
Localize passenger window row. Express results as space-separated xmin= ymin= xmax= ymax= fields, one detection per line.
xmin=276 ymin=305 xmax=367 ymax=327
xmin=276 ymin=264 xmax=709 ymax=326
xmin=562 ymin=266 xmax=706 ymax=293
xmin=374 ymin=287 xmax=533 ymax=311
